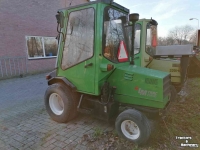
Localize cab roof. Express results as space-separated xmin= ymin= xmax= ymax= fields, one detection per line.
xmin=58 ymin=0 xmax=129 ymax=13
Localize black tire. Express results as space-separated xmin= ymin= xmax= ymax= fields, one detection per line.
xmin=170 ymin=85 xmax=177 ymax=102
xmin=44 ymin=84 xmax=78 ymax=123
xmin=115 ymin=109 xmax=151 ymax=145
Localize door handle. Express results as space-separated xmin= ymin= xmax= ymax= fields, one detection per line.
xmin=84 ymin=63 xmax=93 ymax=68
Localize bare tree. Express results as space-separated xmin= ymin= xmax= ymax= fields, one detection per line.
xmin=158 ymin=25 xmax=195 ymax=46
xmin=158 ymin=37 xmax=166 ymax=45
xmin=189 ymin=31 xmax=197 ymax=45
xmin=157 ymin=36 xmax=175 ymax=46
xmin=168 ymin=25 xmax=194 ymax=45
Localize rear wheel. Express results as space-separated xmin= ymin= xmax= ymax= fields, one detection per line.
xmin=115 ymin=109 xmax=151 ymax=145
xmin=44 ymin=84 xmax=78 ymax=123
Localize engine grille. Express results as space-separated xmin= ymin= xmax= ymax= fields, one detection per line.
xmin=124 ymin=72 xmax=134 ymax=81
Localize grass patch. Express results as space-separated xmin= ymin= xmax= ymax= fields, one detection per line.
xmin=93 ymin=127 xmax=103 ymax=137
xmin=147 ymin=77 xmax=200 ymax=149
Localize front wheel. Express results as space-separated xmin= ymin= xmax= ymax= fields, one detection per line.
xmin=115 ymin=109 xmax=151 ymax=145
xmin=44 ymin=84 xmax=78 ymax=123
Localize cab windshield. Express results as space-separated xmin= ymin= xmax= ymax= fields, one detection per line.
xmin=103 ymin=7 xmax=128 ymax=62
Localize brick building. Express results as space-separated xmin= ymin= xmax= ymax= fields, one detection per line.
xmin=0 ymin=0 xmax=86 ymax=78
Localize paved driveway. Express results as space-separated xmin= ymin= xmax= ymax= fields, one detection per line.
xmin=0 ymin=73 xmax=114 ymax=150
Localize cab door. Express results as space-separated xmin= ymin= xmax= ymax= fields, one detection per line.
xmin=58 ymin=7 xmax=96 ymax=94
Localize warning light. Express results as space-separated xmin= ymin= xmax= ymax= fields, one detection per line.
xmin=107 ymin=64 xmax=114 ymax=71
xmin=117 ymin=41 xmax=128 ymax=62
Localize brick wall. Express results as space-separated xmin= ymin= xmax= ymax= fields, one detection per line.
xmin=0 ymin=0 xmax=87 ymax=74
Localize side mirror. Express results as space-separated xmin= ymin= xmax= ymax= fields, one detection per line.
xmin=129 ymin=13 xmax=139 ymax=65
xmin=56 ymin=12 xmax=64 ymax=28
xmin=129 ymin=13 xmax=139 ymax=23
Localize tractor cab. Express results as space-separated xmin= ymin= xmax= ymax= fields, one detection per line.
xmin=132 ymin=19 xmax=193 ymax=92
xmin=129 ymin=19 xmax=158 ymax=67
xmin=55 ymin=0 xmax=132 ymax=95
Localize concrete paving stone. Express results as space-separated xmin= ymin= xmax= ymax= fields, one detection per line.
xmin=41 ymin=141 xmax=51 ymax=148
xmin=74 ymin=132 xmax=85 ymax=138
xmin=6 ymin=146 xmax=19 ymax=150
xmin=52 ymin=147 xmax=64 ymax=150
xmin=0 ymin=144 xmax=5 ymax=148
xmin=30 ymin=144 xmax=44 ymax=150
xmin=0 ymin=134 xmax=9 ymax=140
xmin=65 ymin=132 xmax=75 ymax=138
xmin=21 ymin=139 xmax=33 ymax=145
xmin=44 ymin=133 xmax=57 ymax=141
xmin=58 ymin=136 xmax=67 ymax=142
xmin=74 ymin=137 xmax=82 ymax=143
xmin=32 ymin=137 xmax=42 ymax=143
xmin=53 ymin=141 xmax=68 ymax=148
xmin=75 ymin=144 xmax=87 ymax=150
xmin=43 ymin=144 xmax=56 ymax=150
xmin=65 ymin=141 xmax=78 ymax=149
xmin=81 ymin=140 xmax=88 ymax=146
xmin=54 ymin=135 xmax=62 ymax=141
xmin=22 ymin=141 xmax=35 ymax=148
xmin=57 ymin=130 xmax=67 ymax=136
xmin=3 ymin=130 xmax=13 ymax=136
xmin=17 ymin=131 xmax=28 ymax=137
xmin=45 ymin=135 xmax=53 ymax=141
xmin=9 ymin=140 xmax=24 ymax=149
xmin=64 ymin=139 xmax=73 ymax=145
xmin=12 ymin=134 xmax=24 ymax=142
xmin=80 ymin=130 xmax=88 ymax=134
xmin=68 ymin=135 xmax=78 ymax=141
xmin=84 ymin=129 xmax=95 ymax=135
xmin=42 ymin=138 xmax=56 ymax=147
xmin=83 ymin=126 xmax=93 ymax=131
xmin=23 ymin=148 xmax=32 ymax=150
xmin=27 ymin=136 xmax=37 ymax=142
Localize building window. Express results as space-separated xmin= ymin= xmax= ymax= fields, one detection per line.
xmin=26 ymin=36 xmax=58 ymax=59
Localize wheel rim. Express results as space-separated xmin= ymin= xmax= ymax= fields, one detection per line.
xmin=49 ymin=93 xmax=64 ymax=115
xmin=121 ymin=120 xmax=140 ymax=140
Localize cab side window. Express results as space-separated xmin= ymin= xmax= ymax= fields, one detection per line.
xmin=62 ymin=8 xmax=94 ymax=69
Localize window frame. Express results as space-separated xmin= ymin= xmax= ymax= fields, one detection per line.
xmin=134 ymin=23 xmax=142 ymax=55
xmin=26 ymin=36 xmax=58 ymax=60
xmin=145 ymin=23 xmax=157 ymax=56
xmin=61 ymin=7 xmax=95 ymax=70
xmin=102 ymin=6 xmax=128 ymax=63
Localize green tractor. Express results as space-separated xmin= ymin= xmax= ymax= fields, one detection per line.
xmin=44 ymin=0 xmax=172 ymax=145
xmin=132 ymin=18 xmax=193 ymax=92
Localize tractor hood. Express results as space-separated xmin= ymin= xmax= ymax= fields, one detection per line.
xmin=107 ymin=65 xmax=171 ymax=108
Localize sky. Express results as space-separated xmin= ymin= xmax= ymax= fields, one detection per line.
xmin=114 ymin=0 xmax=200 ymax=37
